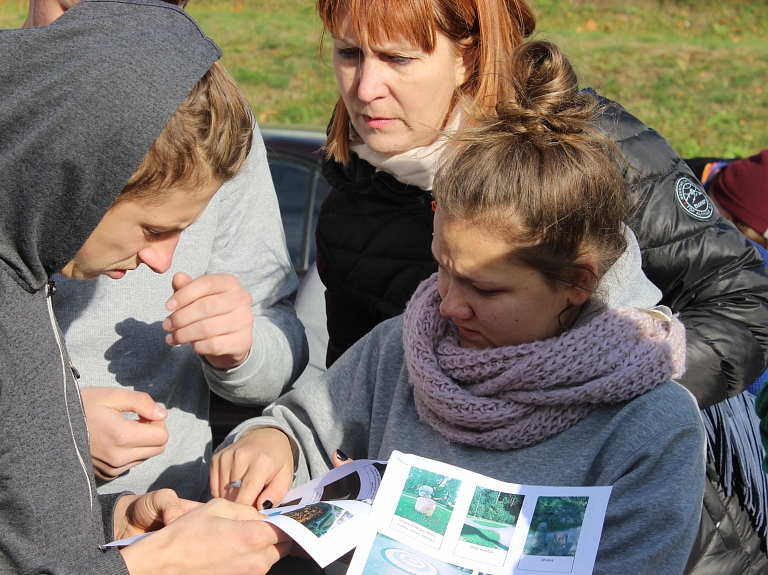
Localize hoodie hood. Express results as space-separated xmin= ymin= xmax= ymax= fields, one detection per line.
xmin=0 ymin=0 xmax=221 ymax=292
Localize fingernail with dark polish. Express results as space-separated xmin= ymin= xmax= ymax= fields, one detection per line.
xmin=335 ymin=449 xmax=349 ymax=461
xmin=262 ymin=500 xmax=273 ymax=510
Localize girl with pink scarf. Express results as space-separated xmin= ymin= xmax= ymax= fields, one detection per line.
xmin=212 ymin=41 xmax=705 ymax=574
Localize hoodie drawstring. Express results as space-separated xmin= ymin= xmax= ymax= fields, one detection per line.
xmin=46 ymin=278 xmax=93 ymax=512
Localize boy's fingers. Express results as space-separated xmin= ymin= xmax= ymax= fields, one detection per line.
xmin=123 ymin=419 xmax=169 ymax=449
xmin=83 ymin=387 xmax=167 ymax=422
xmin=167 ymin=273 xmax=241 ymax=311
xmin=204 ymin=498 xmax=265 ymax=521
xmin=171 ymin=271 xmax=193 ymax=292
xmin=123 ymin=390 xmax=167 ymax=421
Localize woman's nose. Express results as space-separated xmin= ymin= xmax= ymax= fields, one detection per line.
xmin=439 ymin=283 xmax=473 ymax=321
xmin=357 ymin=59 xmax=388 ymax=103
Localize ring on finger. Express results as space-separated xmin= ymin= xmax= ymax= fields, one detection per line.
xmin=229 ymin=480 xmax=243 ymax=488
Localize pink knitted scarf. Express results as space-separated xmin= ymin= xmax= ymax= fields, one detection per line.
xmin=403 ymin=274 xmax=687 ymax=450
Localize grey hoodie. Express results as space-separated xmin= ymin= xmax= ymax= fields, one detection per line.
xmin=0 ymin=1 xmax=219 ymax=573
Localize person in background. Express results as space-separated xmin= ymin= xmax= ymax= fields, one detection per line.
xmin=24 ymin=0 xmax=308 ymax=500
xmin=681 ymin=148 xmax=768 ymax=573
xmin=212 ymin=41 xmax=706 ymax=575
xmin=701 ymin=150 xmax=768 ymax=560
xmin=1 ymin=2 xmax=289 ymax=572
xmin=705 ymin=150 xmax=768 ymax=250
xmin=314 ymin=0 xmax=768 ymax=410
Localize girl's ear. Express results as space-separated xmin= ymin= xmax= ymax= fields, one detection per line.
xmin=566 ymin=255 xmax=599 ymax=307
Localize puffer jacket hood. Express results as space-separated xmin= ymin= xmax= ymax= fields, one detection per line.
xmin=0 ymin=0 xmax=220 ymax=292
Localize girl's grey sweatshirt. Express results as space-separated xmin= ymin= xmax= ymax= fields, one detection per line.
xmin=0 ymin=1 xmax=220 ymax=572
xmin=224 ymin=232 xmax=706 ymax=575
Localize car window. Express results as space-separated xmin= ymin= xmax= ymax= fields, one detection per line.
xmin=269 ymin=160 xmax=310 ymax=269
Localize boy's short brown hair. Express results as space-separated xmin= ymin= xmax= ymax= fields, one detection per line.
xmin=117 ymin=61 xmax=253 ymax=205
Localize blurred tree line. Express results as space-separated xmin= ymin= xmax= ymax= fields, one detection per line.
xmin=468 ymin=488 xmax=525 ymax=525
xmin=404 ymin=467 xmax=461 ymax=509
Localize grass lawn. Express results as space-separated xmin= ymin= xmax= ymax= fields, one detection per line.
xmin=471 ymin=518 xmax=511 ymax=529
xmin=460 ymin=525 xmax=503 ymax=549
xmin=395 ymin=494 xmax=453 ymax=535
xmin=2 ymin=0 xmax=765 ymax=156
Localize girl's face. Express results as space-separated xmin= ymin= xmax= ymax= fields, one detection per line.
xmin=432 ymin=210 xmax=587 ymax=350
xmin=332 ymin=14 xmax=471 ymax=155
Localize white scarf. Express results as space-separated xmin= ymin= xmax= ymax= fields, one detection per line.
xmin=350 ymin=107 xmax=464 ymax=191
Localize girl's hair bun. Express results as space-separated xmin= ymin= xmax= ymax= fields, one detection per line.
xmin=494 ymin=41 xmax=597 ymax=142
xmin=435 ymin=40 xmax=630 ymax=296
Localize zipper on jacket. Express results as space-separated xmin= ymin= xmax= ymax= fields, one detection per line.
xmin=48 ymin=280 xmax=81 ymax=380
xmin=46 ymin=278 xmax=93 ymax=510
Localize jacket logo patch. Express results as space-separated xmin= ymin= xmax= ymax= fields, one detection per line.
xmin=676 ymin=176 xmax=713 ymax=220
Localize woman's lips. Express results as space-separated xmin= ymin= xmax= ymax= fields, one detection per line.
xmin=456 ymin=325 xmax=480 ymax=339
xmin=362 ymin=114 xmax=396 ymax=129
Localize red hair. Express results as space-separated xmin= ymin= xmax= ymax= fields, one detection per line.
xmin=317 ymin=0 xmax=536 ymax=163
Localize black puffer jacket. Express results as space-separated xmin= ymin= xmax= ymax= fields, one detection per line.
xmin=316 ymin=98 xmax=768 ymax=407
xmin=685 ymin=460 xmax=768 ymax=574
xmin=318 ymin=153 xmax=436 ymax=366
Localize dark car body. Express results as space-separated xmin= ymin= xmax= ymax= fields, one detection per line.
xmin=262 ymin=126 xmax=330 ymax=277
xmin=209 ymin=126 xmax=329 ymax=448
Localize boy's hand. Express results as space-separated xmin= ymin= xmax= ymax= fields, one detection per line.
xmin=163 ymin=272 xmax=254 ymax=369
xmin=211 ymin=427 xmax=294 ymax=509
xmin=119 ymin=498 xmax=291 ymax=575
xmin=114 ymin=489 xmax=201 ymax=539
xmin=80 ymin=387 xmax=168 ymax=480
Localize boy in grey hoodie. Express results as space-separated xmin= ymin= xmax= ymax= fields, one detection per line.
xmin=24 ymin=0 xmax=308 ymax=501
xmin=0 ymin=1 xmax=289 ymax=573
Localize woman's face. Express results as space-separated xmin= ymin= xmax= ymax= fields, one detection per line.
xmin=332 ymin=15 xmax=471 ymax=155
xmin=432 ymin=210 xmax=586 ymax=350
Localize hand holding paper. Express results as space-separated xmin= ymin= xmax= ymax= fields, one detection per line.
xmin=210 ymin=427 xmax=294 ymax=508
xmin=113 ymin=489 xmax=201 ymax=540
xmin=119 ymin=498 xmax=291 ymax=575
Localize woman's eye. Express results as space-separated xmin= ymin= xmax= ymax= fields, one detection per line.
xmin=384 ymin=54 xmax=412 ymax=65
xmin=475 ymin=287 xmax=499 ymax=298
xmin=336 ymin=47 xmax=361 ymax=60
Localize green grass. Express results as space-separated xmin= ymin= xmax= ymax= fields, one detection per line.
xmin=2 ymin=0 xmax=766 ymax=156
xmin=535 ymin=0 xmax=768 ymax=157
xmin=472 ymin=518 xmax=510 ymax=528
xmin=0 ymin=0 xmax=26 ymax=27
xmin=395 ymin=494 xmax=452 ymax=535
xmin=459 ymin=525 xmax=503 ymax=549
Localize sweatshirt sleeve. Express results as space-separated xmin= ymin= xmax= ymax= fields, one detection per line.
xmin=608 ymin=101 xmax=768 ymax=408
xmin=201 ymin=123 xmax=309 ymax=405
xmin=217 ymin=320 xmax=389 ymax=486
xmin=30 ymin=550 xmax=129 ymax=575
xmin=592 ymin=385 xmax=706 ymax=574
